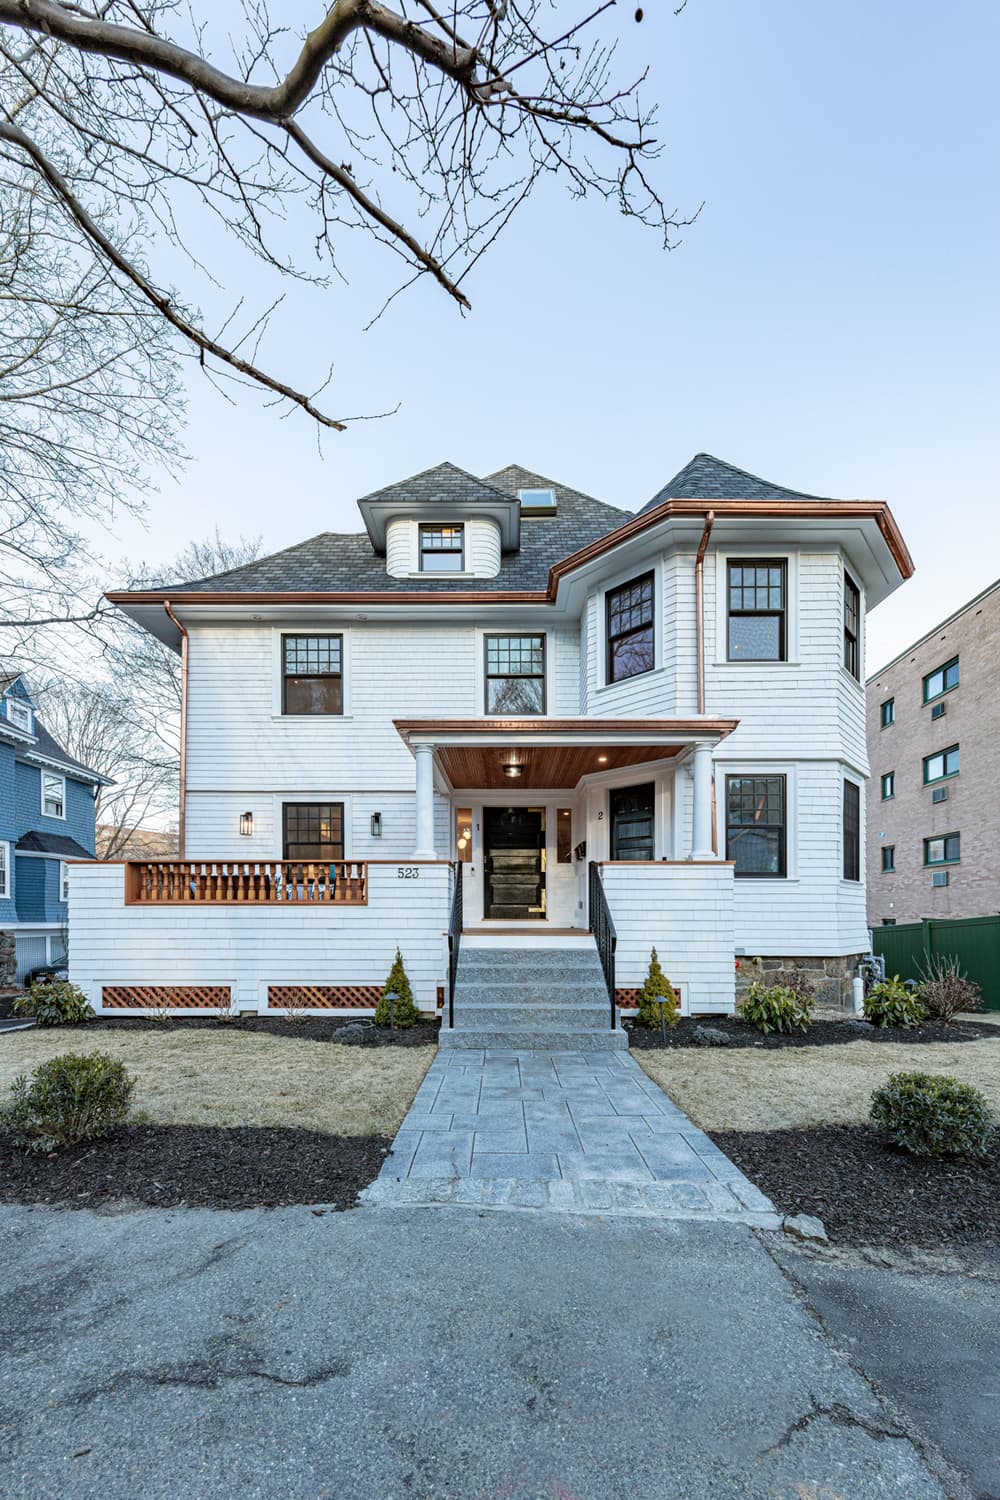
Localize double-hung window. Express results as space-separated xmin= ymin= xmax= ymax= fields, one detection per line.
xmin=923 ymin=744 xmax=959 ymax=784
xmin=0 ymin=841 xmax=8 ymax=899
xmin=282 ymin=635 xmax=343 ymax=715
xmin=881 ymin=845 xmax=895 ymax=873
xmin=5 ymin=697 xmax=31 ymax=733
xmin=880 ymin=698 xmax=895 ymax=728
xmin=843 ymin=780 xmax=861 ymax=881
xmin=881 ymin=771 xmax=895 ymax=800
xmin=725 ymin=775 xmax=787 ymax=877
xmin=843 ymin=572 xmax=860 ymax=679
xmin=606 ymin=573 xmax=655 ymax=682
xmin=42 ymin=771 xmax=65 ymax=819
xmin=924 ymin=832 xmax=960 ymax=866
xmin=484 ymin=635 xmax=545 ymax=714
xmin=419 ymin=524 xmax=464 ymax=573
xmin=923 ymin=657 xmax=959 ymax=703
xmin=282 ymin=803 xmax=345 ymax=862
xmin=727 ymin=561 xmax=787 ymax=661
xmin=61 ymin=861 xmax=70 ymax=903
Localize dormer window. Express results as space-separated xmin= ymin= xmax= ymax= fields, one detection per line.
xmin=5 ymin=697 xmax=32 ymax=733
xmin=419 ymin=524 xmax=464 ymax=573
xmin=518 ymin=487 xmax=556 ymax=515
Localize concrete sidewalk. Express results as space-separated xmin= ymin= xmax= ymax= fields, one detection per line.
xmin=362 ymin=1048 xmax=780 ymax=1221
xmin=0 ymin=1202 xmax=965 ymax=1500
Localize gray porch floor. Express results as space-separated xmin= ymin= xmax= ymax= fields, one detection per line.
xmin=360 ymin=1049 xmax=779 ymax=1222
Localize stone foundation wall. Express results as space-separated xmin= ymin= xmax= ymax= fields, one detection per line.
xmin=735 ymin=954 xmax=864 ymax=1010
xmin=0 ymin=931 xmax=15 ymax=989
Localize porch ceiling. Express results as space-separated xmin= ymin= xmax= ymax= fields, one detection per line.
xmin=393 ymin=717 xmax=739 ymax=791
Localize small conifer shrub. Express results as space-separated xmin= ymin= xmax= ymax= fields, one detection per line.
xmin=375 ymin=947 xmax=420 ymax=1027
xmin=635 ymin=947 xmax=679 ymax=1029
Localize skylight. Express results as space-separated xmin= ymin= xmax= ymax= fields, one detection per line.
xmin=518 ymin=487 xmax=557 ymax=515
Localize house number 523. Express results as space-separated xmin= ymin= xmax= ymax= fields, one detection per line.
xmin=397 ymin=867 xmax=420 ymax=879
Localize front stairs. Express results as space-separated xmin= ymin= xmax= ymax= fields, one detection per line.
xmin=439 ymin=937 xmax=628 ymax=1052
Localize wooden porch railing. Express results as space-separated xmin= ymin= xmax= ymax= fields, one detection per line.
xmin=124 ymin=860 xmax=368 ymax=906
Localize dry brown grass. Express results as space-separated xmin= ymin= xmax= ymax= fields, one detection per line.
xmin=635 ymin=1038 xmax=1000 ymax=1132
xmin=0 ymin=1029 xmax=434 ymax=1136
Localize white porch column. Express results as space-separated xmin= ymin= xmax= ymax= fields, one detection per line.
xmin=413 ymin=743 xmax=438 ymax=859
xmin=690 ymin=742 xmax=715 ymax=860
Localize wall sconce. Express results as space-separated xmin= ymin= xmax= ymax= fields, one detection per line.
xmin=370 ymin=812 xmax=383 ymax=838
xmin=239 ymin=811 xmax=254 ymax=837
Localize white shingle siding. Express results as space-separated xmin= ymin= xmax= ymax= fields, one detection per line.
xmin=69 ymin=862 xmax=451 ymax=1013
xmin=602 ymin=863 xmax=735 ymax=1013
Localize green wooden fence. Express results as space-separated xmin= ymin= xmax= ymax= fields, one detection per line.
xmin=872 ymin=915 xmax=1000 ymax=1011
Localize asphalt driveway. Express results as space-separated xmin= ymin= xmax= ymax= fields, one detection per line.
xmin=0 ymin=1202 xmax=966 ymax=1500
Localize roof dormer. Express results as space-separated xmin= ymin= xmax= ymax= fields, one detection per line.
xmin=357 ymin=462 xmax=521 ymax=572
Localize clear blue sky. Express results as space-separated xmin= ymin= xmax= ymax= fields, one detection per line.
xmin=107 ymin=0 xmax=1000 ymax=672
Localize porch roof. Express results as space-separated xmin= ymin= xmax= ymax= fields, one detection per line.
xmin=393 ymin=717 xmax=739 ymax=791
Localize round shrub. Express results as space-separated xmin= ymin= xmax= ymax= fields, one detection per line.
xmin=1 ymin=1051 xmax=135 ymax=1154
xmin=870 ymin=1071 xmax=994 ymax=1159
xmin=13 ymin=979 xmax=94 ymax=1027
xmin=739 ymin=981 xmax=814 ymax=1035
xmin=863 ymin=976 xmax=928 ymax=1030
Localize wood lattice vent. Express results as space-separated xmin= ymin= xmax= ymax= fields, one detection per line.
xmin=267 ymin=985 xmax=382 ymax=1010
xmin=102 ymin=986 xmax=230 ymax=1010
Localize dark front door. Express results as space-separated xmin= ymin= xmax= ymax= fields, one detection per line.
xmin=610 ymin=784 xmax=655 ymax=861
xmin=484 ymin=807 xmax=545 ymax=919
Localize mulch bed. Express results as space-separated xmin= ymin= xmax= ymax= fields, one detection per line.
xmin=711 ymin=1125 xmax=1000 ymax=1247
xmin=75 ymin=1015 xmax=440 ymax=1046
xmin=625 ymin=1014 xmax=996 ymax=1050
xmin=0 ymin=1125 xmax=391 ymax=1210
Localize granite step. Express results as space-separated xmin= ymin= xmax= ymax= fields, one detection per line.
xmin=452 ymin=1002 xmax=611 ymax=1029
xmin=439 ymin=1025 xmax=628 ymax=1052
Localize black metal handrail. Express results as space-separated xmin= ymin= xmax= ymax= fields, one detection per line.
xmin=588 ymin=861 xmax=618 ymax=1030
xmin=447 ymin=861 xmax=463 ymax=1028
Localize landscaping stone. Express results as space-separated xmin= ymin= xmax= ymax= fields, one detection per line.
xmin=691 ymin=1025 xmax=732 ymax=1047
xmin=783 ymin=1212 xmax=829 ymax=1243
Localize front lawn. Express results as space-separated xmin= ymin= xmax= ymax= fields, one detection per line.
xmin=0 ymin=1029 xmax=435 ymax=1210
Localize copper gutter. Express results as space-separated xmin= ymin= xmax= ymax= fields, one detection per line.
xmin=694 ymin=510 xmax=716 ymax=715
xmin=163 ymin=601 xmax=188 ymax=858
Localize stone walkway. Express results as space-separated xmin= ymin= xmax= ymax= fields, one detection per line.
xmin=361 ymin=1049 xmax=780 ymax=1223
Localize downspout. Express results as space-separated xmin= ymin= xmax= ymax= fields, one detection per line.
xmin=694 ymin=511 xmax=717 ymax=852
xmin=163 ymin=601 xmax=188 ymax=859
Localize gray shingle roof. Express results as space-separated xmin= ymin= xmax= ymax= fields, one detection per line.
xmin=357 ymin=460 xmax=517 ymax=510
xmin=30 ymin=716 xmax=103 ymax=780
xmin=16 ymin=830 xmax=93 ymax=859
xmin=163 ymin=463 xmax=630 ymax=595
xmin=640 ymin=452 xmax=836 ymax=513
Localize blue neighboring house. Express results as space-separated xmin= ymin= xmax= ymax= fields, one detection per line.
xmin=0 ymin=671 xmax=105 ymax=984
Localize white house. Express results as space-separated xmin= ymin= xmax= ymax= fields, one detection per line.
xmin=68 ymin=453 xmax=913 ymax=1044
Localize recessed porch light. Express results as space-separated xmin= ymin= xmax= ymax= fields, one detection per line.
xmin=503 ymin=763 xmax=523 ymax=779
xmin=597 ymin=755 xmax=608 ymax=764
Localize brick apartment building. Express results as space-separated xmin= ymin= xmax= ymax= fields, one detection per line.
xmin=867 ymin=576 xmax=1000 ymax=927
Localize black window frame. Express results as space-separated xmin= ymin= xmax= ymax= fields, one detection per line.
xmin=483 ymin=633 xmax=546 ymax=715
xmin=924 ymin=832 xmax=960 ymax=867
xmin=418 ymin=523 xmax=465 ymax=573
xmin=923 ymin=656 xmax=960 ymax=703
xmin=843 ymin=779 xmax=861 ymax=882
xmin=281 ymin=634 xmax=344 ymax=716
xmin=923 ymin=744 xmax=960 ymax=785
xmin=605 ymin=572 xmax=656 ymax=684
xmin=726 ymin=559 xmax=787 ymax=663
xmin=725 ymin=774 xmax=787 ymax=878
xmin=282 ymin=802 xmax=345 ymax=863
xmin=843 ymin=571 xmax=860 ymax=679
xmin=881 ymin=845 xmax=895 ymax=873
xmin=880 ymin=771 xmax=895 ymax=800
xmin=880 ymin=698 xmax=894 ymax=728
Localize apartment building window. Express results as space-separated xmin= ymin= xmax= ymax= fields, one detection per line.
xmin=725 ymin=775 xmax=787 ymax=877
xmin=606 ymin=572 xmax=655 ymax=682
xmin=923 ymin=656 xmax=959 ymax=703
xmin=881 ymin=771 xmax=895 ymax=800
xmin=880 ymin=698 xmax=894 ymax=728
xmin=282 ymin=803 xmax=345 ymax=862
xmin=843 ymin=780 xmax=861 ymax=881
xmin=419 ymin=524 xmax=464 ymax=573
xmin=282 ymin=635 xmax=343 ymax=714
xmin=924 ymin=832 xmax=960 ymax=867
xmin=485 ymin=635 xmax=545 ymax=714
xmin=843 ymin=572 xmax=860 ymax=679
xmin=881 ymin=845 xmax=895 ymax=873
xmin=42 ymin=771 xmax=65 ymax=819
xmin=923 ymin=744 xmax=960 ymax=784
xmin=881 ymin=917 xmax=897 ymax=926
xmin=727 ymin=561 xmax=786 ymax=661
